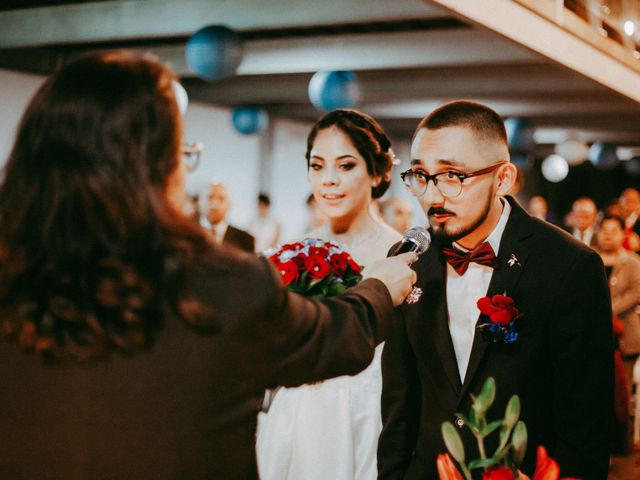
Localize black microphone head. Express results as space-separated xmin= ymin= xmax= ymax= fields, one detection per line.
xmin=401 ymin=226 xmax=431 ymax=255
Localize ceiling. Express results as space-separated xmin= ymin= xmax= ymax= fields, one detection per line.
xmin=1 ymin=0 xmax=639 ymax=153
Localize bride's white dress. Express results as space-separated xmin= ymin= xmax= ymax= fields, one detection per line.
xmin=256 ymin=343 xmax=383 ymax=480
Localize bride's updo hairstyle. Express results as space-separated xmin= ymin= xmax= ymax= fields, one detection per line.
xmin=305 ymin=109 xmax=395 ymax=199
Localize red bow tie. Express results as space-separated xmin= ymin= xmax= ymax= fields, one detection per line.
xmin=442 ymin=242 xmax=498 ymax=276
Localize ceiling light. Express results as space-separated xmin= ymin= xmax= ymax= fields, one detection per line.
xmin=624 ymin=20 xmax=635 ymax=37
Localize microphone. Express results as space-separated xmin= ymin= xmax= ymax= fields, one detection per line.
xmin=389 ymin=226 xmax=431 ymax=304
xmin=389 ymin=226 xmax=431 ymax=257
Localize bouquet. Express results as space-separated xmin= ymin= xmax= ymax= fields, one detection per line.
xmin=438 ymin=377 xmax=575 ymax=480
xmin=265 ymin=238 xmax=362 ymax=298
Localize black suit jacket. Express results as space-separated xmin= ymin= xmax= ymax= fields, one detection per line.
xmin=378 ymin=197 xmax=613 ymax=480
xmin=0 ymin=246 xmax=393 ymax=480
xmin=224 ymin=224 xmax=255 ymax=252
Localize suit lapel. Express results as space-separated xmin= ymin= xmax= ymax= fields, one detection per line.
xmin=458 ymin=197 xmax=533 ymax=403
xmin=412 ymin=236 xmax=462 ymax=396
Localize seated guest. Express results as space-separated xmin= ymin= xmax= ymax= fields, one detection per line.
xmin=620 ymin=188 xmax=640 ymax=237
xmin=565 ymin=197 xmax=598 ymax=247
xmin=0 ymin=51 xmax=417 ymax=480
xmin=202 ymin=181 xmax=255 ymax=252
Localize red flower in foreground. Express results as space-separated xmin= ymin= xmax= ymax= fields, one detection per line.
xmin=477 ymin=294 xmax=520 ymax=325
xmin=330 ymin=253 xmax=348 ymax=275
xmin=309 ymin=246 xmax=329 ymax=257
xmin=436 ymin=454 xmax=463 ymax=480
xmin=483 ymin=466 xmax=516 ymax=480
xmin=277 ymin=261 xmax=299 ymax=286
xmin=291 ymin=253 xmax=307 ymax=269
xmin=306 ymin=254 xmax=331 ymax=280
xmin=344 ymin=254 xmax=362 ymax=273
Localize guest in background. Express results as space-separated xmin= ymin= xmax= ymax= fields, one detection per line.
xmin=595 ymin=214 xmax=640 ymax=454
xmin=608 ymin=201 xmax=640 ymax=253
xmin=620 ymin=188 xmax=640 ymax=237
xmin=596 ymin=214 xmax=640 ymax=389
xmin=565 ymin=196 xmax=598 ymax=247
xmin=381 ymin=197 xmax=414 ymax=234
xmin=0 ymin=51 xmax=417 ymax=480
xmin=527 ymin=194 xmax=558 ymax=225
xmin=257 ymin=109 xmax=400 ymax=480
xmin=250 ymin=192 xmax=280 ymax=253
xmin=202 ymin=182 xmax=255 ymax=252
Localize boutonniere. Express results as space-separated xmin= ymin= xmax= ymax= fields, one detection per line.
xmin=476 ymin=294 xmax=521 ymax=344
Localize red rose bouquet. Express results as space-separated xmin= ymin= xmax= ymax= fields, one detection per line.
xmin=265 ymin=238 xmax=362 ymax=298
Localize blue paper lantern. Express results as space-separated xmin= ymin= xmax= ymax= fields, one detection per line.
xmin=308 ymin=71 xmax=359 ymax=111
xmin=232 ymin=107 xmax=268 ymax=135
xmin=624 ymin=156 xmax=640 ymax=176
xmin=185 ymin=25 xmax=243 ymax=81
xmin=504 ymin=118 xmax=535 ymax=153
xmin=588 ymin=142 xmax=619 ymax=171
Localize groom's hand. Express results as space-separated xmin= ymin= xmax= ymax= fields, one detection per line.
xmin=363 ymin=253 xmax=418 ymax=306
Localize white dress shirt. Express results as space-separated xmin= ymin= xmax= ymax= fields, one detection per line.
xmin=446 ymin=201 xmax=511 ymax=382
xmin=572 ymin=227 xmax=594 ymax=246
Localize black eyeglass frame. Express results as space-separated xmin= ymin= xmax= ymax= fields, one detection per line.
xmin=400 ymin=161 xmax=507 ymax=198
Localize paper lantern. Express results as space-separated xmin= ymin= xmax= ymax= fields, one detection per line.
xmin=504 ymin=118 xmax=535 ymax=153
xmin=186 ymin=25 xmax=243 ymax=81
xmin=308 ymin=71 xmax=359 ymax=111
xmin=588 ymin=142 xmax=619 ymax=171
xmin=541 ymin=154 xmax=569 ymax=183
xmin=555 ymin=139 xmax=588 ymax=166
xmin=232 ymin=107 xmax=268 ymax=135
xmin=172 ymin=81 xmax=189 ymax=116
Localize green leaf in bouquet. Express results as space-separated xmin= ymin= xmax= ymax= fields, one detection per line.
xmin=472 ymin=377 xmax=496 ymax=415
xmin=479 ymin=419 xmax=502 ymax=437
xmin=299 ymin=271 xmax=310 ymax=289
xmin=331 ymin=283 xmax=346 ymax=295
xmin=504 ymin=395 xmax=520 ymax=429
xmin=512 ymin=420 xmax=528 ymax=465
xmin=441 ymin=421 xmax=465 ymax=464
xmin=492 ymin=442 xmax=512 ymax=463
xmin=467 ymin=458 xmax=498 ymax=470
xmin=309 ymin=277 xmax=323 ymax=288
xmin=320 ymin=285 xmax=329 ymax=296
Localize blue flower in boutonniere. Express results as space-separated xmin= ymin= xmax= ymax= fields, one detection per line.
xmin=476 ymin=294 xmax=522 ymax=344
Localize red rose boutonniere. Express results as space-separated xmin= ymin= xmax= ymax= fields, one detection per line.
xmin=477 ymin=294 xmax=521 ymax=344
xmin=265 ymin=238 xmax=362 ymax=298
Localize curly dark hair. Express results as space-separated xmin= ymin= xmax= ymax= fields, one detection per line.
xmin=0 ymin=51 xmax=212 ymax=360
xmin=305 ymin=109 xmax=394 ymax=199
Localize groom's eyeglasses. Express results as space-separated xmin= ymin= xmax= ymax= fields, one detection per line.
xmin=400 ymin=162 xmax=506 ymax=198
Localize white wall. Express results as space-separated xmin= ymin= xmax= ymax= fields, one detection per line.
xmin=0 ymin=69 xmax=44 ymax=164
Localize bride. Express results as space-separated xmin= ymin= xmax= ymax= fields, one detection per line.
xmin=257 ymin=109 xmax=403 ymax=479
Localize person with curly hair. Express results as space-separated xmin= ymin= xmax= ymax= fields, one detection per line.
xmin=0 ymin=52 xmax=416 ymax=480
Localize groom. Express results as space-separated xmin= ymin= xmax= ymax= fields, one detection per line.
xmin=377 ymin=101 xmax=613 ymax=479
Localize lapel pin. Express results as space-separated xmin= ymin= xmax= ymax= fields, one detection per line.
xmin=507 ymin=254 xmax=521 ymax=268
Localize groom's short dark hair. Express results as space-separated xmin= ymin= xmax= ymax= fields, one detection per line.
xmin=414 ymin=100 xmax=507 ymax=146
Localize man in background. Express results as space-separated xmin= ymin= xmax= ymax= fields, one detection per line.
xmin=202 ymin=182 xmax=255 ymax=252
xmin=564 ymin=197 xmax=598 ymax=247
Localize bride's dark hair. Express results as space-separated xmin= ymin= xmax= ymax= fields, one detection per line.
xmin=0 ymin=51 xmax=211 ymax=359
xmin=305 ymin=109 xmax=395 ymax=199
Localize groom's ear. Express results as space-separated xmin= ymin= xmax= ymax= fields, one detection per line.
xmin=496 ymin=162 xmax=518 ymax=196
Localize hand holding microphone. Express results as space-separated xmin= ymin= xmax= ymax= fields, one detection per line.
xmin=389 ymin=227 xmax=431 ymax=304
xmin=363 ymin=227 xmax=431 ymax=306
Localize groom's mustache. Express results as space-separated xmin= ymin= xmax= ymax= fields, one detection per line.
xmin=427 ymin=207 xmax=455 ymax=216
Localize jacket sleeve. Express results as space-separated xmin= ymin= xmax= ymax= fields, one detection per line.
xmin=549 ymin=251 xmax=614 ymax=480
xmin=611 ymin=258 xmax=640 ymax=316
xmin=376 ymin=309 xmax=421 ymax=480
xmin=258 ymin=256 xmax=394 ymax=388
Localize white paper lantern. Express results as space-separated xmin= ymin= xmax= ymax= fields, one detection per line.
xmin=555 ymin=139 xmax=588 ymax=166
xmin=172 ymin=81 xmax=189 ymax=116
xmin=541 ymin=154 xmax=569 ymax=183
